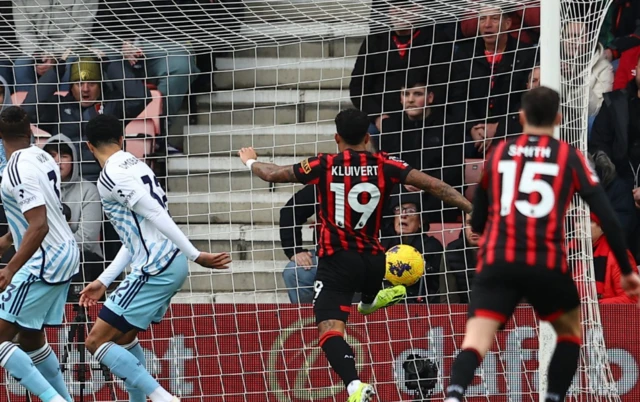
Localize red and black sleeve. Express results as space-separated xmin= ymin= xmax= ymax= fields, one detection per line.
xmin=569 ymin=147 xmax=601 ymax=197
xmin=292 ymin=154 xmax=325 ymax=185
xmin=382 ymin=154 xmax=413 ymax=184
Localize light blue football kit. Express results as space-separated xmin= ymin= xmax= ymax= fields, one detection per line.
xmin=93 ymin=150 xmax=203 ymax=402
xmin=0 ymin=145 xmax=79 ymax=328
xmin=0 ymin=145 xmax=79 ymax=402
xmin=96 ymin=150 xmax=197 ymax=331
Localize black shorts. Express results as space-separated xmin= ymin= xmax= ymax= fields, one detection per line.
xmin=468 ymin=264 xmax=580 ymax=323
xmin=313 ymin=250 xmax=386 ymax=324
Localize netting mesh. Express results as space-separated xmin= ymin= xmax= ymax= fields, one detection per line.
xmin=559 ymin=0 xmax=619 ymax=400
xmin=0 ymin=0 xmax=632 ymax=401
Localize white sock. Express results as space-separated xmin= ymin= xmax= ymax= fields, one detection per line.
xmin=149 ymin=386 xmax=174 ymax=402
xmin=51 ymin=396 xmax=67 ymax=402
xmin=444 ymin=398 xmax=461 ymax=402
xmin=360 ymin=296 xmax=378 ymax=308
xmin=347 ymin=380 xmax=362 ymax=396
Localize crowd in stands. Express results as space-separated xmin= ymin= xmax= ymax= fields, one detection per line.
xmin=0 ymin=1 xmax=635 ymax=306
xmin=280 ymin=1 xmax=640 ymax=306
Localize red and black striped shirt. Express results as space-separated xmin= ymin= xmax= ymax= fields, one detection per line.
xmin=293 ymin=150 xmax=413 ymax=257
xmin=475 ymin=134 xmax=600 ymax=273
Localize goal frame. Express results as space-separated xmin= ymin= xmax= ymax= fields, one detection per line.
xmin=538 ymin=0 xmax=614 ymax=400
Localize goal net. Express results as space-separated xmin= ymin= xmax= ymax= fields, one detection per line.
xmin=0 ymin=0 xmax=635 ymax=401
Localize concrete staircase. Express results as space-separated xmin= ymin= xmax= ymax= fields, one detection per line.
xmin=168 ymin=6 xmax=368 ymax=302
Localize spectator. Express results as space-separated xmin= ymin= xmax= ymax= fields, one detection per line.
xmin=562 ymin=14 xmax=613 ymax=117
xmin=459 ymin=6 xmax=540 ymax=45
xmin=349 ymin=1 xmax=451 ymax=137
xmin=280 ymin=185 xmax=317 ymax=303
xmin=12 ymin=0 xmax=98 ymax=92
xmin=602 ymin=0 xmax=640 ymax=63
xmin=382 ymin=194 xmax=443 ymax=304
xmin=590 ymin=212 xmax=639 ymax=304
xmin=22 ymin=56 xmax=148 ymax=181
xmin=589 ymin=53 xmax=640 ymax=184
xmin=440 ymin=213 xmax=479 ymax=304
xmin=94 ymin=0 xmax=200 ymax=135
xmin=379 ymin=70 xmax=464 ymax=222
xmin=43 ymin=135 xmax=103 ymax=259
xmin=589 ymin=150 xmax=636 ymax=248
xmin=448 ymin=8 xmax=537 ymax=158
xmin=500 ymin=65 xmax=541 ymax=140
xmin=61 ymin=202 xmax=105 ymax=302
xmin=612 ymin=45 xmax=640 ymax=90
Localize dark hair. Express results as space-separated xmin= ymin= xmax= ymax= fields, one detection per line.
xmin=334 ymin=109 xmax=370 ymax=145
xmin=85 ymin=114 xmax=123 ymax=147
xmin=43 ymin=141 xmax=73 ymax=158
xmin=0 ymin=106 xmax=31 ymax=139
xmin=520 ymin=86 xmax=560 ymax=127
xmin=403 ymin=68 xmax=429 ymax=90
xmin=61 ymin=203 xmax=72 ymax=222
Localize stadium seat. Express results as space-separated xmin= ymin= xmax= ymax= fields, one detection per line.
xmin=427 ymin=223 xmax=463 ymax=248
xmin=138 ymin=89 xmax=162 ymax=134
xmin=464 ymin=159 xmax=484 ymax=201
xmin=11 ymin=91 xmax=27 ymax=106
xmin=32 ymin=125 xmax=51 ymax=147
xmin=12 ymin=91 xmax=68 ymax=106
xmin=124 ymin=89 xmax=163 ymax=160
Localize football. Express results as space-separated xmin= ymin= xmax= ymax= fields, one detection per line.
xmin=385 ymin=244 xmax=425 ymax=286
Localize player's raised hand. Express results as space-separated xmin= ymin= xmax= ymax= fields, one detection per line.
xmin=621 ymin=273 xmax=640 ymax=307
xmin=238 ymin=147 xmax=258 ymax=166
xmin=79 ymin=280 xmax=107 ymax=308
xmin=195 ymin=252 xmax=232 ymax=269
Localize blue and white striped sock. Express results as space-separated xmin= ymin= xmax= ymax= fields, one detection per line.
xmin=28 ymin=344 xmax=72 ymax=402
xmin=94 ymin=341 xmax=172 ymax=402
xmin=0 ymin=341 xmax=65 ymax=402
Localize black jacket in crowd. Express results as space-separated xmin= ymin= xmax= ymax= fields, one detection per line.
xmin=448 ymin=35 xmax=537 ymax=136
xmin=22 ymin=60 xmax=148 ymax=181
xmin=379 ymin=107 xmax=464 ymax=189
xmin=350 ymin=26 xmax=452 ymax=120
xmin=590 ymin=79 xmax=640 ymax=182
xmin=602 ymin=174 xmax=637 ymax=246
xmin=382 ymin=232 xmax=443 ymax=304
xmin=279 ymin=185 xmax=318 ymax=260
xmin=442 ymin=235 xmax=477 ymax=304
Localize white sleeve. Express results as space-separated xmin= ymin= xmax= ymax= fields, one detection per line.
xmin=12 ymin=165 xmax=46 ymax=213
xmin=98 ymin=246 xmax=132 ymax=288
xmin=131 ymin=193 xmax=201 ymax=261
xmin=106 ymin=169 xmax=146 ymax=209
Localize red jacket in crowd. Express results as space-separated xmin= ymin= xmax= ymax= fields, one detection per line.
xmin=613 ymin=45 xmax=640 ymax=90
xmin=592 ymin=234 xmax=639 ymax=304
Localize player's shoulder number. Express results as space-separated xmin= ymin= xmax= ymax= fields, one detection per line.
xmin=497 ymin=160 xmax=559 ymax=218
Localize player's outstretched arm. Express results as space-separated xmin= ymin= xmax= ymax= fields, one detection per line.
xmin=470 ymin=183 xmax=489 ymax=234
xmin=80 ymin=246 xmax=132 ymax=307
xmin=0 ymin=206 xmax=48 ymax=291
xmin=404 ymin=169 xmax=473 ymax=214
xmin=130 ymin=194 xmax=231 ymax=269
xmin=238 ymin=147 xmax=299 ymax=183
